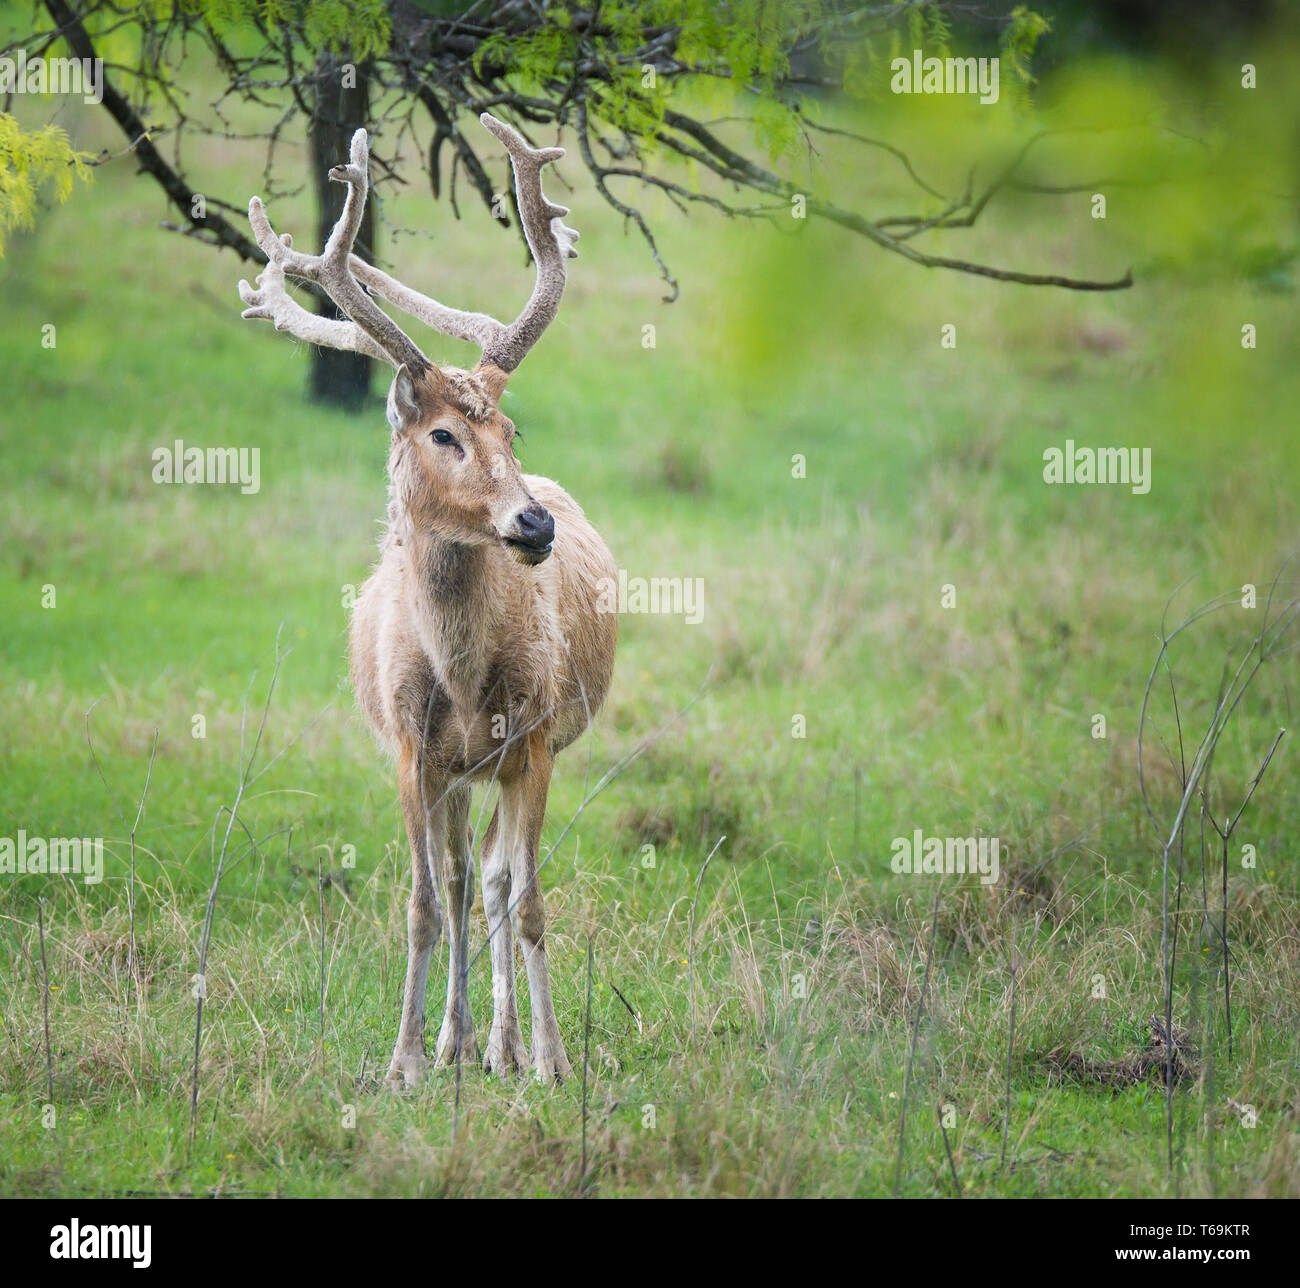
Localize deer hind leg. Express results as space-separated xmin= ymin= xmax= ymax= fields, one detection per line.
xmin=503 ymin=738 xmax=571 ymax=1082
xmin=433 ymin=781 xmax=480 ymax=1067
xmin=480 ymin=804 xmax=528 ymax=1075
xmin=387 ymin=744 xmax=444 ymax=1089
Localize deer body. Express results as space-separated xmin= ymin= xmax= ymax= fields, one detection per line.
xmin=350 ymin=443 xmax=615 ymax=1082
xmin=351 ymin=464 xmax=615 ymax=773
xmin=238 ymin=118 xmax=614 ymax=1083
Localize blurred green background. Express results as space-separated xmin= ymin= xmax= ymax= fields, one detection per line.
xmin=0 ymin=1 xmax=1297 ymax=1197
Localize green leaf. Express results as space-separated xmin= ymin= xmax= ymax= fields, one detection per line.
xmin=0 ymin=115 xmax=93 ymax=256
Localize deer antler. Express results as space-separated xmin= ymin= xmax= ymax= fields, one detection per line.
xmin=479 ymin=112 xmax=580 ymax=372
xmin=239 ymin=129 xmax=434 ymax=376
xmin=238 ymin=115 xmax=577 ymax=380
xmin=238 ymin=238 xmax=392 ymax=364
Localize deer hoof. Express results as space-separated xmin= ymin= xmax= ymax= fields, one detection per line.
xmin=484 ymin=1027 xmax=528 ymax=1077
xmin=386 ymin=1049 xmax=430 ymax=1090
xmin=532 ymin=1044 xmax=572 ymax=1085
xmin=434 ymin=1016 xmax=480 ymax=1069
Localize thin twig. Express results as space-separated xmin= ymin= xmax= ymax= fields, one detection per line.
xmin=37 ymin=900 xmax=53 ymax=1103
xmin=607 ymin=979 xmax=641 ymax=1036
xmin=1202 ymin=726 xmax=1286 ymax=1062
xmin=191 ymin=633 xmax=289 ymax=1152
xmin=128 ymin=730 xmax=159 ymax=998
xmin=688 ymin=835 xmax=726 ymax=1048
xmin=580 ymin=932 xmax=594 ymax=1196
xmin=939 ymin=1102 xmax=962 ymax=1198
xmin=1136 ymin=569 xmax=1299 ymax=1169
xmin=893 ymin=885 xmax=942 ymax=1198
xmin=999 ymin=916 xmax=1020 ymax=1173
xmin=317 ymin=855 xmax=327 ymax=1061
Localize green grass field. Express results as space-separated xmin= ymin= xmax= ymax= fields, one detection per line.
xmin=2 ymin=40 xmax=1299 ymax=1197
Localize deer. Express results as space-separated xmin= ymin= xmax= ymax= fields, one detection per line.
xmin=235 ymin=114 xmax=617 ymax=1086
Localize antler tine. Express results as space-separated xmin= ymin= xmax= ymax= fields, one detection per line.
xmin=243 ymin=129 xmax=433 ymax=376
xmin=477 ymin=113 xmax=579 ymax=373
xmin=240 ymin=120 xmax=577 ymax=382
xmin=238 ymin=236 xmax=392 ymax=363
xmin=339 ymin=114 xmax=577 ymax=376
xmin=347 ymin=256 xmax=505 ymax=352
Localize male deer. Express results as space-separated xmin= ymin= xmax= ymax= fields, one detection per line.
xmin=236 ymin=115 xmax=616 ymax=1085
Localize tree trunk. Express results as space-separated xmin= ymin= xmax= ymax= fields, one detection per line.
xmin=309 ymin=55 xmax=374 ymax=410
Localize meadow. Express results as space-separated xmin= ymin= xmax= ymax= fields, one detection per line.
xmin=1 ymin=45 xmax=1298 ymax=1197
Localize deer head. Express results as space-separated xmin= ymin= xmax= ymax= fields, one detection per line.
xmin=237 ymin=114 xmax=578 ymax=565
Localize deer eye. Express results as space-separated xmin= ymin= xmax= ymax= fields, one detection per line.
xmin=430 ymin=429 xmax=456 ymax=446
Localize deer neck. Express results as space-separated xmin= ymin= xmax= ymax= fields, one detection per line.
xmin=403 ymin=525 xmax=501 ymax=710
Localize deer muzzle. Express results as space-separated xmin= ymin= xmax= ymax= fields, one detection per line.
xmin=503 ymin=503 xmax=555 ymax=565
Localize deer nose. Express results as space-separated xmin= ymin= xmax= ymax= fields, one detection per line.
xmin=514 ymin=503 xmax=555 ymax=549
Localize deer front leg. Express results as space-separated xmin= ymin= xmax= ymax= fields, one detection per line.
xmin=503 ymin=738 xmax=571 ymax=1082
xmin=433 ymin=783 xmax=480 ymax=1067
xmin=387 ymin=744 xmax=444 ymax=1089
xmin=480 ymin=805 xmax=527 ymax=1075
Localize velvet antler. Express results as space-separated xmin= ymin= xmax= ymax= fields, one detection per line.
xmin=238 ymin=114 xmax=577 ymax=380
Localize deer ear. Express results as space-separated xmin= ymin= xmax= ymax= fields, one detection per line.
xmin=474 ymin=362 xmax=510 ymax=404
xmin=386 ymin=364 xmax=422 ymax=433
